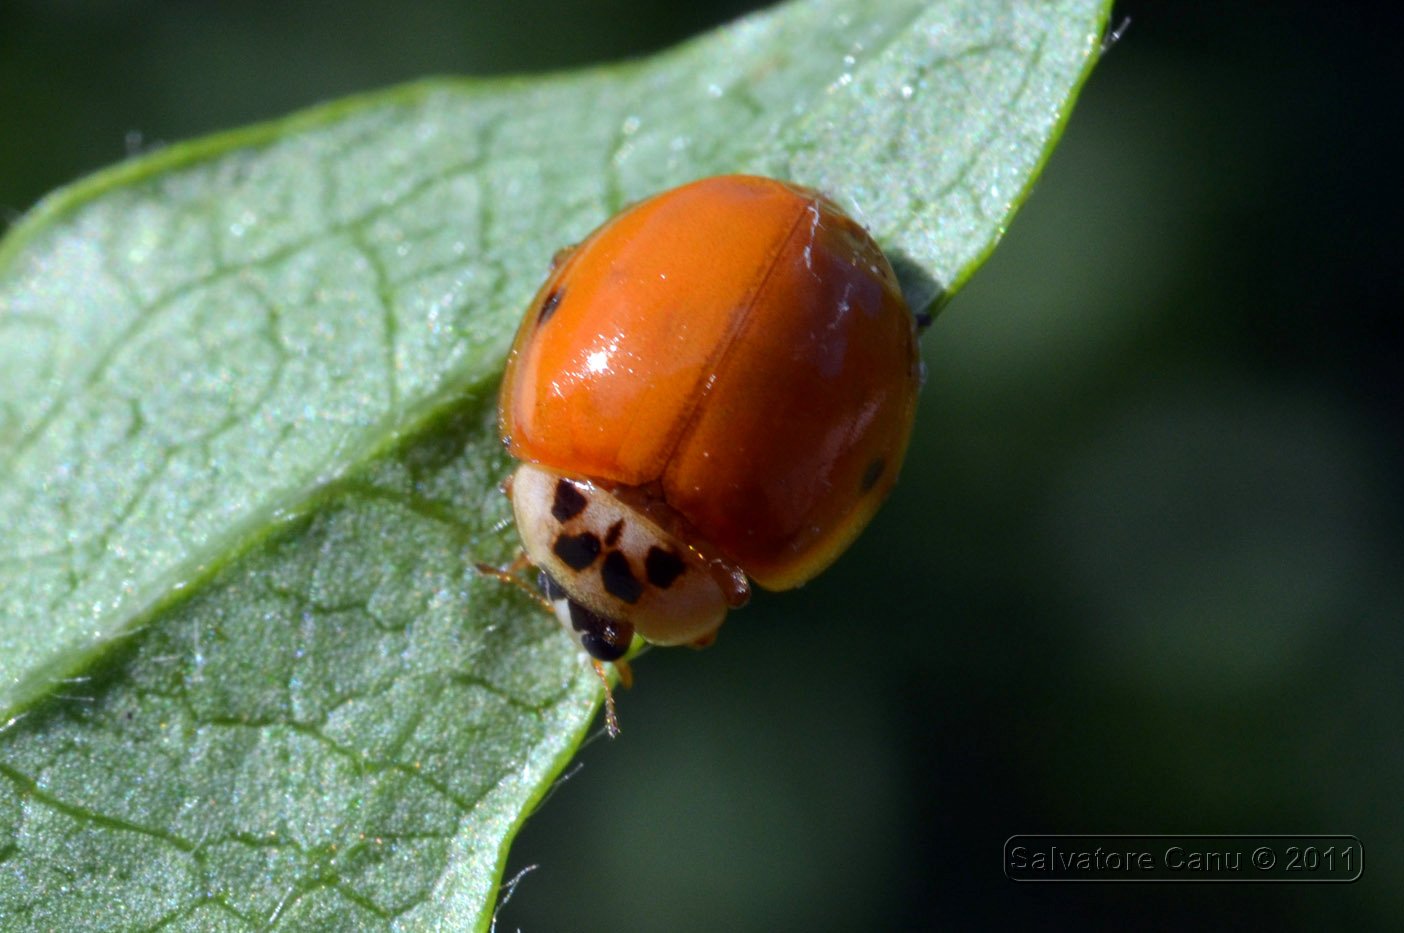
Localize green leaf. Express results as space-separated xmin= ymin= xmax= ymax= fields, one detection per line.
xmin=0 ymin=0 xmax=1109 ymax=928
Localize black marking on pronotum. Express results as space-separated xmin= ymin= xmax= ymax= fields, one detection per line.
xmin=553 ymin=532 xmax=601 ymax=570
xmin=537 ymin=287 xmax=565 ymax=325
xmin=551 ymin=479 xmax=588 ymax=522
xmin=568 ymin=600 xmax=633 ymax=661
xmin=861 ymin=456 xmax=886 ymax=492
xmin=644 ymin=546 xmax=686 ymax=589
xmin=600 ymin=551 xmax=643 ymax=604
xmin=604 ymin=519 xmax=625 ymax=548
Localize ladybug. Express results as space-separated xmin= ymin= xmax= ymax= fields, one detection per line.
xmin=493 ymin=175 xmax=920 ymax=726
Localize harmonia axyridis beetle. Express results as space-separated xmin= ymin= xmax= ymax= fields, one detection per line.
xmin=491 ymin=174 xmax=921 ymax=731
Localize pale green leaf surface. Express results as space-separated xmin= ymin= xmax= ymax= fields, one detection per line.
xmin=0 ymin=0 xmax=1109 ymax=928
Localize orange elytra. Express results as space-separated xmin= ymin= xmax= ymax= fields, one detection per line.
xmin=498 ymin=174 xmax=921 ymax=663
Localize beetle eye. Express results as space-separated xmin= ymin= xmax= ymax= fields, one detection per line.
xmin=577 ymin=619 xmax=631 ymax=660
xmin=567 ymin=597 xmax=633 ymax=661
xmin=538 ymin=570 xmax=567 ymax=601
xmin=538 ymin=569 xmax=634 ymax=661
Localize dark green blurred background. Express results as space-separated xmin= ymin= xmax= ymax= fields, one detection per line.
xmin=5 ymin=0 xmax=1401 ymax=929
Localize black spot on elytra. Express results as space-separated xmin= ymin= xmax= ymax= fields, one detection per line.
xmin=553 ymin=532 xmax=601 ymax=570
xmin=536 ymin=287 xmax=564 ymax=325
xmin=861 ymin=456 xmax=886 ymax=492
xmin=645 ymin=546 xmax=686 ymax=589
xmin=568 ymin=599 xmax=633 ymax=661
xmin=551 ymin=479 xmax=588 ymax=522
xmin=600 ymin=551 xmax=643 ymax=604
xmin=604 ymin=519 xmax=625 ymax=548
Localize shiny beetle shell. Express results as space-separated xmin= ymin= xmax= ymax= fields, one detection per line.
xmin=500 ymin=174 xmax=920 ymax=655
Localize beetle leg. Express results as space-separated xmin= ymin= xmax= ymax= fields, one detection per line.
xmin=474 ymin=555 xmax=552 ymax=611
xmin=592 ymin=660 xmax=621 ymax=738
xmin=612 ymin=657 xmax=634 ymax=690
xmin=480 ymin=553 xmax=630 ymax=739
